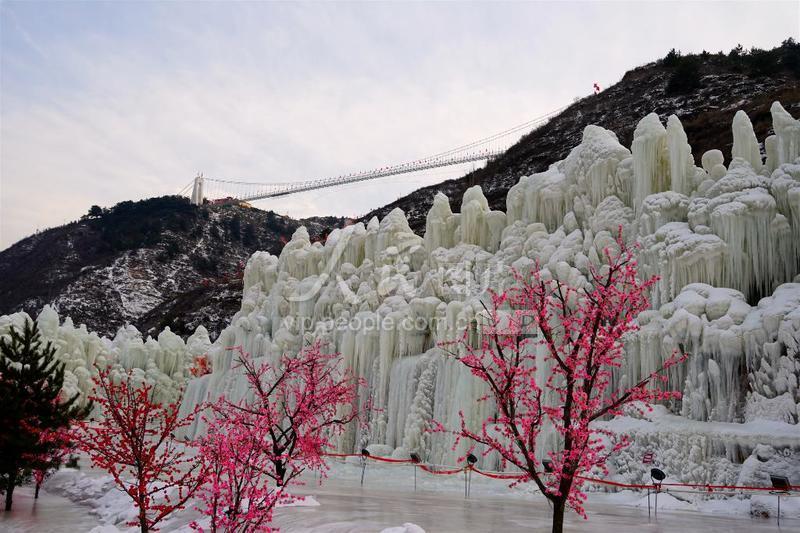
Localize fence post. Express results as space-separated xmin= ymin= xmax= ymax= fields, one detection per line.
xmin=410 ymin=453 xmax=420 ymax=492
xmin=360 ymin=449 xmax=370 ymax=487
xmin=649 ymin=468 xmax=666 ymax=520
xmin=465 ymin=454 xmax=478 ymax=499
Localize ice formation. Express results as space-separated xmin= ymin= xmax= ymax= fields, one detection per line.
xmin=3 ymin=102 xmax=799 ymax=486
xmin=170 ymin=101 xmax=800 ymax=478
xmin=732 ymin=110 xmax=763 ymax=172
xmin=0 ymin=305 xmax=209 ymax=406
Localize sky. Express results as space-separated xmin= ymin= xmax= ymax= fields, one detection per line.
xmin=1 ymin=1 xmax=798 ymax=249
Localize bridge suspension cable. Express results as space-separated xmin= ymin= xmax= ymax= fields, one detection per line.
xmin=185 ymin=101 xmax=570 ymax=205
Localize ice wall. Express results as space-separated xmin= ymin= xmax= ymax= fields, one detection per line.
xmin=506 ymin=124 xmax=631 ymax=230
xmin=6 ymin=102 xmax=799 ymax=481
xmin=619 ymin=275 xmax=800 ymax=425
xmin=173 ymin=104 xmax=798 ymax=475
xmin=0 ymin=305 xmax=208 ymax=406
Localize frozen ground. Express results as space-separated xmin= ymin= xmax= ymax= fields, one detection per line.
xmin=2 ymin=457 xmax=797 ymax=532
xmin=0 ymin=484 xmax=100 ymax=532
xmin=273 ymin=460 xmax=800 ymax=532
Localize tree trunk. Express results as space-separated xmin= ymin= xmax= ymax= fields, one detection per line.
xmin=275 ymin=460 xmax=286 ymax=487
xmin=139 ymin=506 xmax=149 ymax=533
xmin=34 ymin=482 xmax=41 ymax=499
xmin=551 ymin=498 xmax=566 ymax=533
xmin=4 ymin=474 xmax=15 ymax=511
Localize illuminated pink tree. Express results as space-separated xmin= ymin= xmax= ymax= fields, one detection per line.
xmin=193 ymin=341 xmax=363 ymax=532
xmin=30 ymin=429 xmax=72 ymax=499
xmin=191 ymin=419 xmax=280 ymax=533
xmin=444 ymin=235 xmax=685 ymax=533
xmin=72 ymin=368 xmax=207 ymax=533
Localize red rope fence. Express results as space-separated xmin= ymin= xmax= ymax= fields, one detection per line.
xmin=321 ymin=452 xmax=799 ymax=494
xmin=419 ymin=464 xmax=465 ymax=476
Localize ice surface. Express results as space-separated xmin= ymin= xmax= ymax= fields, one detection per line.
xmin=0 ymin=483 xmax=100 ymax=532
xmin=28 ymin=461 xmax=800 ymax=532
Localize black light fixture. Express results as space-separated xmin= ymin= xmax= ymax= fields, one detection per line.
xmin=542 ymin=459 xmax=553 ymax=473
xmin=771 ymin=475 xmax=790 ymax=491
xmin=464 ymin=454 xmax=478 ymax=499
xmin=650 ymin=468 xmax=666 ymax=482
xmin=770 ymin=475 xmax=791 ymax=526
xmin=649 ymin=468 xmax=666 ymax=519
xmin=360 ymin=449 xmax=369 ymax=486
xmin=410 ymin=453 xmax=421 ymax=491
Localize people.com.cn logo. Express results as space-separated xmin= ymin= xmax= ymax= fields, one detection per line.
xmin=479 ymin=309 xmax=540 ymax=339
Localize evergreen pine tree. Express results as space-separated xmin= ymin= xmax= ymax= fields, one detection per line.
xmin=0 ymin=319 xmax=90 ymax=511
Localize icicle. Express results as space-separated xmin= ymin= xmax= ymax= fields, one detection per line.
xmin=765 ymin=135 xmax=778 ymax=174
xmin=732 ymin=110 xmax=763 ymax=172
xmin=424 ymin=192 xmax=455 ymax=253
xmin=771 ymin=101 xmax=800 ymax=166
xmin=666 ymin=115 xmax=696 ymax=195
xmin=458 ymin=186 xmax=506 ymax=252
xmin=632 ymin=113 xmax=669 ymax=213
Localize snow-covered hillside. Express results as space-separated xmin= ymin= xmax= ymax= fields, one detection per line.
xmin=0 ymin=197 xmax=339 ymax=339
xmin=2 ymin=101 xmax=799 ymax=492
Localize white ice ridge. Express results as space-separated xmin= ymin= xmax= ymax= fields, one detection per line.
xmin=0 ymin=305 xmax=210 ymax=406
xmin=3 ymin=102 xmax=800 ymax=483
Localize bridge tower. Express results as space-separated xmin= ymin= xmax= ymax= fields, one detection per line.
xmin=190 ymin=173 xmax=204 ymax=205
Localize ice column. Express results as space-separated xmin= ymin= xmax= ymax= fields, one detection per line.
xmin=771 ymin=102 xmax=800 ymax=166
xmin=632 ymin=113 xmax=669 ymax=213
xmin=732 ymin=110 xmax=763 ymax=172
xmin=666 ymin=115 xmax=695 ymax=195
xmin=459 ymin=186 xmax=506 ymax=252
xmin=424 ymin=192 xmax=456 ymax=253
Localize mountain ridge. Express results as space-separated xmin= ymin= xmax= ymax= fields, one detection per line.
xmin=2 ymin=41 xmax=798 ymax=339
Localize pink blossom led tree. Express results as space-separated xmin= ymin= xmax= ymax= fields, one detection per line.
xmin=73 ymin=368 xmax=207 ymax=533
xmin=193 ymin=341 xmax=363 ymax=532
xmin=444 ymin=235 xmax=685 ymax=533
xmin=30 ymin=428 xmax=72 ymax=499
xmin=192 ymin=420 xmax=280 ymax=533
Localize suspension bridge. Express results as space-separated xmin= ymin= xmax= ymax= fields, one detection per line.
xmin=179 ymin=103 xmax=570 ymax=206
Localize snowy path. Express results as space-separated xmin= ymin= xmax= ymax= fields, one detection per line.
xmin=0 ymin=485 xmax=100 ymax=532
